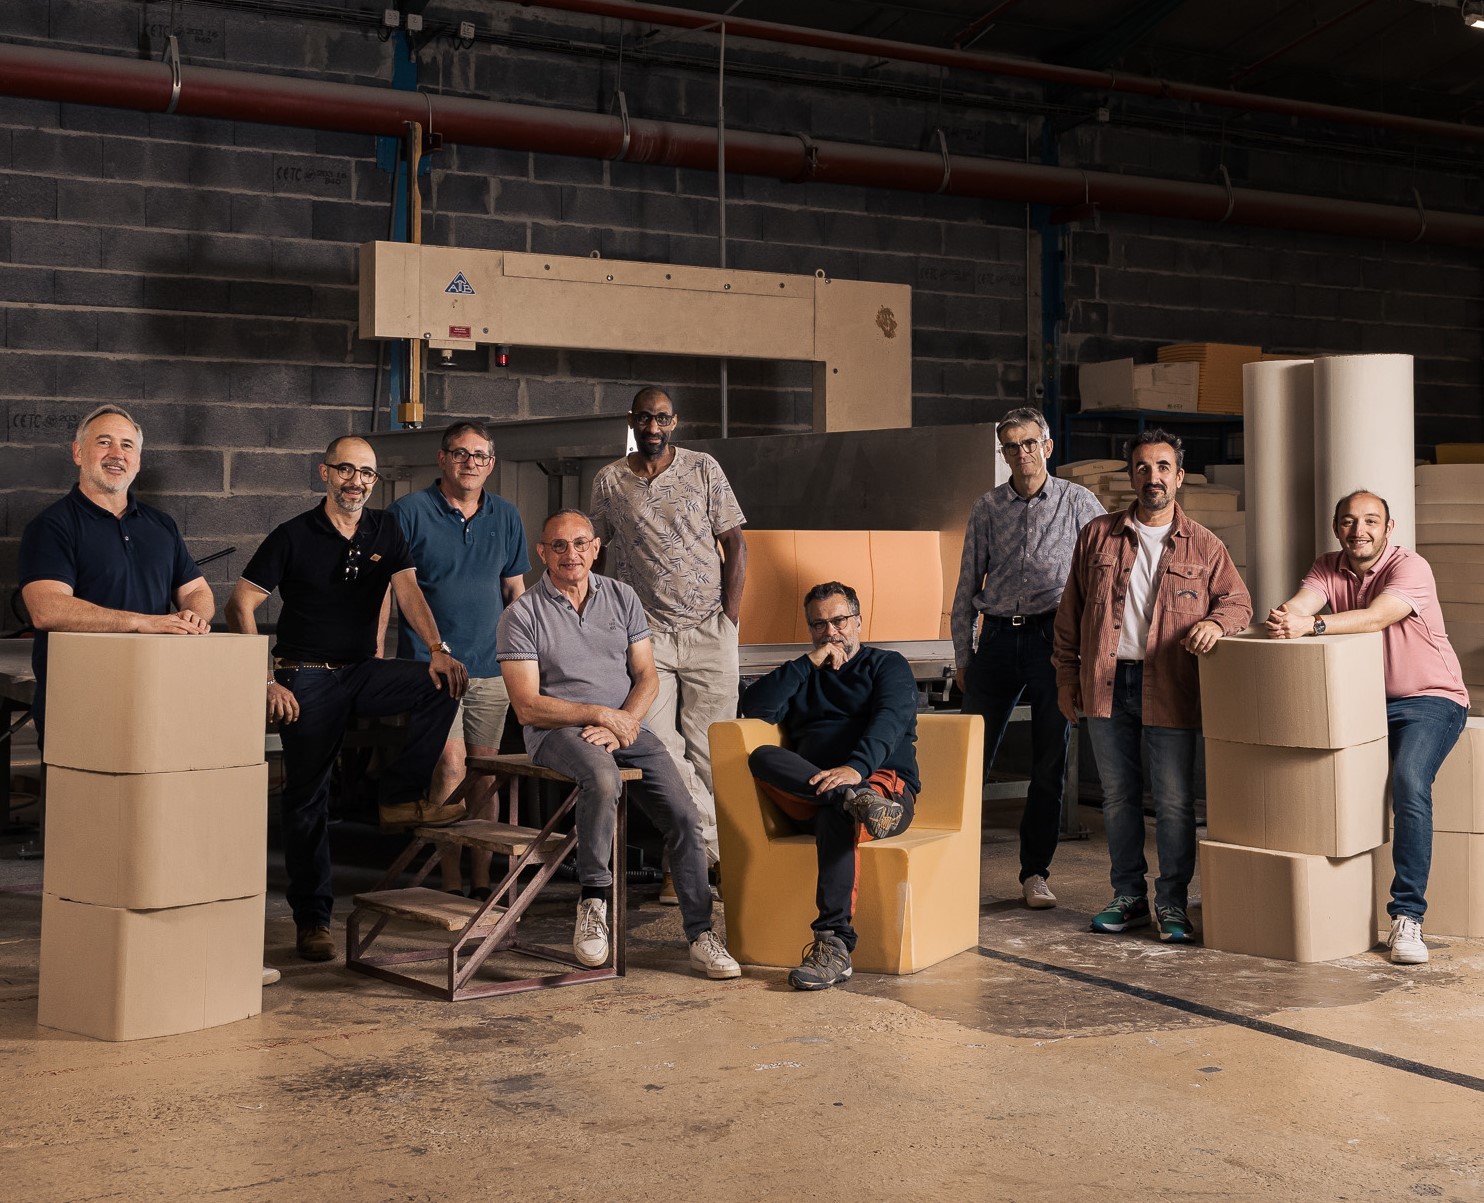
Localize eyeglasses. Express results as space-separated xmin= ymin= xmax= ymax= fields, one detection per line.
xmin=999 ymin=438 xmax=1046 ymax=459
xmin=631 ymin=412 xmax=676 ymax=429
xmin=543 ymin=537 xmax=595 ymax=554
xmin=341 ymin=542 xmax=362 ymax=584
xmin=806 ymin=612 xmax=859 ymax=634
xmin=445 ymin=448 xmax=493 ymax=465
xmin=325 ymin=461 xmax=380 ymax=484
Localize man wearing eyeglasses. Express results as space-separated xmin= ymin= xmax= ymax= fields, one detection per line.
xmin=386 ymin=421 xmax=530 ymax=901
xmin=590 ymin=386 xmax=747 ymax=894
xmin=226 ymin=435 xmax=469 ymax=963
xmin=738 ymin=581 xmax=919 ymax=990
xmin=496 ymin=508 xmax=741 ymax=980
xmin=951 ymin=407 xmax=1105 ymax=912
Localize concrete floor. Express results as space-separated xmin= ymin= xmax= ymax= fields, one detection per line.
xmin=3 ymin=799 xmax=1484 ymax=1203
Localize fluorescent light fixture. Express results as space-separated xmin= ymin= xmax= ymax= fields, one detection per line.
xmin=1465 ymin=1 xmax=1484 ymax=30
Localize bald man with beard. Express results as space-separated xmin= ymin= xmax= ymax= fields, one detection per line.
xmin=227 ymin=435 xmax=468 ymax=962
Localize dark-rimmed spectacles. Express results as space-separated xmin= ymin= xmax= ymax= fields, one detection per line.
xmin=445 ymin=448 xmax=493 ymax=465
xmin=325 ymin=461 xmax=380 ymax=484
xmin=999 ymin=438 xmax=1046 ymax=459
xmin=806 ymin=612 xmax=859 ymax=634
xmin=631 ymin=412 xmax=676 ymax=429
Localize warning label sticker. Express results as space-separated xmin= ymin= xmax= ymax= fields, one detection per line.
xmin=445 ymin=272 xmax=475 ymax=295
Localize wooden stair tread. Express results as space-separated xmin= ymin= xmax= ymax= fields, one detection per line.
xmin=354 ymin=887 xmax=508 ymax=932
xmin=414 ymin=818 xmax=568 ymax=855
xmin=465 ymin=753 xmax=642 ymax=783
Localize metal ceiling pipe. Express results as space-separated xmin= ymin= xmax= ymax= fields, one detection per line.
xmin=2 ymin=42 xmax=1483 ymax=248
xmin=517 ymin=0 xmax=1484 ymax=146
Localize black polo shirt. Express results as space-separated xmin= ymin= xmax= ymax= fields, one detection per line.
xmin=18 ymin=485 xmax=201 ymax=733
xmin=242 ymin=504 xmax=415 ymax=663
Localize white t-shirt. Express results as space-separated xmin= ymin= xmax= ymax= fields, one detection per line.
xmin=1116 ymin=516 xmax=1173 ymax=660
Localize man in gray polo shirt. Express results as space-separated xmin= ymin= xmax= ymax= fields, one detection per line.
xmin=496 ymin=508 xmax=740 ymax=980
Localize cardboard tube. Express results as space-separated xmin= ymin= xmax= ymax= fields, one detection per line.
xmin=1313 ymin=354 xmax=1416 ymax=555
xmin=1245 ymin=359 xmax=1316 ymax=618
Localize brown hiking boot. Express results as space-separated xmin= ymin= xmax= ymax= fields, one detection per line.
xmin=379 ymin=798 xmax=467 ymax=830
xmin=296 ymin=925 xmax=335 ymax=962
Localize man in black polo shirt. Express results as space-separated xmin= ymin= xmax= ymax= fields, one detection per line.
xmin=226 ymin=435 xmax=468 ymax=963
xmin=19 ymin=405 xmax=213 ymax=745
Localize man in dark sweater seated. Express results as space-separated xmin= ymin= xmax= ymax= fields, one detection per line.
xmin=738 ymin=581 xmax=920 ymax=991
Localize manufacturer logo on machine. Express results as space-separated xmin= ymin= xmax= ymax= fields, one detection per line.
xmin=445 ymin=272 xmax=476 ymax=295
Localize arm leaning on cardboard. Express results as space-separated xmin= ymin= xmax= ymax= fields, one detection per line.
xmin=224 ymin=578 xmax=298 ymax=724
xmin=1266 ymin=585 xmax=1411 ymax=640
xmin=1179 ymin=538 xmax=1253 ymax=655
xmin=22 ymin=576 xmax=214 ymax=636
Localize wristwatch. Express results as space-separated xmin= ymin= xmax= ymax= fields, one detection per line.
xmin=1310 ymin=616 xmax=1326 ymax=636
xmin=432 ymin=640 xmax=453 ymax=655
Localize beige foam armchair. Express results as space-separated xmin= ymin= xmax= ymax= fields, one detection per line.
xmin=710 ymin=713 xmax=983 ymax=975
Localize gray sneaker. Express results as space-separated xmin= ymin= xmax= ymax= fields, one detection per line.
xmin=788 ymin=933 xmax=852 ymax=991
xmin=844 ymin=786 xmax=905 ymax=840
xmin=1387 ymin=915 xmax=1428 ymax=964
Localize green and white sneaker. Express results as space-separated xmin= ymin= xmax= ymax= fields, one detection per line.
xmin=1090 ymin=894 xmax=1151 ymax=933
xmin=1156 ymin=905 xmax=1195 ymax=944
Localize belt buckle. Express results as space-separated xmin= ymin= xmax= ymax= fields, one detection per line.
xmin=1011 ymin=614 xmax=1026 ymax=627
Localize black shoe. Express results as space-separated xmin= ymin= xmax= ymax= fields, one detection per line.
xmin=788 ymin=933 xmax=853 ymax=991
xmin=844 ymin=786 xmax=905 ymax=840
xmin=296 ymin=925 xmax=335 ymax=962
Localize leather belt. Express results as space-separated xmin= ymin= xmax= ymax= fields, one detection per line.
xmin=983 ymin=611 xmax=1056 ymax=628
xmin=273 ymin=658 xmax=348 ymax=670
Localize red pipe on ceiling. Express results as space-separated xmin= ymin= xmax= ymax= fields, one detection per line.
xmin=0 ymin=42 xmax=1479 ymax=248
xmin=517 ymin=0 xmax=1484 ymax=146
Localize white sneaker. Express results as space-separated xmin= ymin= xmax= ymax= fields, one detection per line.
xmin=1023 ymin=875 xmax=1057 ymax=910
xmin=573 ymin=898 xmax=610 ymax=967
xmin=689 ymin=930 xmax=741 ymax=980
xmin=261 ymin=965 xmax=281 ymax=986
xmin=1388 ymin=915 xmax=1428 ymax=964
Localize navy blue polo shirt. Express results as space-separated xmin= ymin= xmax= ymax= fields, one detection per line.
xmin=18 ymin=485 xmax=201 ymax=734
xmin=242 ymin=504 xmax=415 ymax=663
xmin=388 ymin=482 xmax=530 ymax=679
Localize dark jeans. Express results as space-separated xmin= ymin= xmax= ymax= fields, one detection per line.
xmin=532 ymin=727 xmax=714 ymax=942
xmin=1084 ymin=660 xmax=1199 ymax=912
xmin=960 ymin=613 xmax=1069 ymax=882
xmin=1387 ymin=694 xmax=1468 ymax=921
xmin=746 ymin=744 xmax=915 ymax=953
xmin=275 ymin=659 xmax=459 ymax=930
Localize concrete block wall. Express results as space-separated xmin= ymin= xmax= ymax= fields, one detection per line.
xmin=1 ymin=1 xmax=1481 ymax=602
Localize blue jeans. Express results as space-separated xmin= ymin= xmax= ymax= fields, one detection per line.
xmin=1387 ymin=695 xmax=1468 ymax=921
xmin=276 ymin=659 xmax=459 ymax=930
xmin=960 ymin=613 xmax=1070 ymax=882
xmin=1084 ymin=661 xmax=1198 ymax=912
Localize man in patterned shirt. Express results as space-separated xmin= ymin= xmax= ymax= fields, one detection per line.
xmin=952 ymin=407 xmax=1104 ymax=911
xmin=590 ymin=386 xmax=747 ymax=886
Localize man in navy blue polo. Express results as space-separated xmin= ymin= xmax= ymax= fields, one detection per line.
xmin=387 ymin=420 xmax=530 ymax=899
xmin=226 ymin=435 xmax=468 ymax=963
xmin=19 ymin=405 xmax=213 ymax=744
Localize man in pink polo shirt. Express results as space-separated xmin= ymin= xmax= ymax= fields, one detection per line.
xmin=1267 ymin=489 xmax=1469 ymax=966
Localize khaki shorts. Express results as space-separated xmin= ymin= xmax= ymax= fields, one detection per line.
xmin=450 ymin=674 xmax=512 ymax=751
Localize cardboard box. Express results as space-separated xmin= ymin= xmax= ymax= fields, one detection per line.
xmin=1416 ymin=464 xmax=1484 ymax=504
xmin=1079 ymin=359 xmax=1199 ymax=413
xmin=1198 ymin=630 xmax=1387 ymax=749
xmin=1183 ymin=509 xmax=1244 ymax=533
xmin=43 ymin=763 xmax=268 ymax=909
xmin=1157 ymin=343 xmax=1264 ymax=414
xmin=1418 ymin=502 xmax=1484 ymax=526
xmin=1201 ymin=840 xmax=1378 ymax=962
xmin=1177 ymin=485 xmax=1240 ymax=511
xmin=1205 ymin=737 xmax=1388 ymax=857
xmin=1416 ymin=524 xmax=1484 ymax=545
xmin=1431 ymin=560 xmax=1484 ymax=584
xmin=1057 ymin=458 xmax=1125 ymax=479
xmin=1434 ymin=719 xmax=1484 ymax=834
xmin=38 ymin=893 xmax=265 ymax=1041
xmin=1420 ymin=544 xmax=1484 ymax=565
xmin=1372 ymin=836 xmax=1484 ymax=938
xmin=1436 ymin=444 xmax=1484 ymax=465
xmin=44 ymin=633 xmax=269 ymax=774
xmin=1438 ymin=582 xmax=1484 ymax=605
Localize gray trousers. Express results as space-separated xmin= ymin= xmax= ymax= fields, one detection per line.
xmin=532 ymin=727 xmax=714 ymax=942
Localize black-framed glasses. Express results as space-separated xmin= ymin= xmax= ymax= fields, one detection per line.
xmin=445 ymin=448 xmax=493 ymax=465
xmin=543 ymin=537 xmax=595 ymax=554
xmin=631 ymin=412 xmax=676 ymax=429
xmin=999 ymin=437 xmax=1046 ymax=459
xmin=341 ymin=542 xmax=362 ymax=584
xmin=325 ymin=461 xmax=380 ymax=484
xmin=806 ymin=612 xmax=859 ymax=634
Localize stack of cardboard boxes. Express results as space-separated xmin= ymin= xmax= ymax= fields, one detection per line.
xmin=1156 ymin=343 xmax=1265 ymax=414
xmin=1056 ymin=458 xmax=1130 ymax=512
xmin=1372 ymin=719 xmax=1484 ymax=938
xmin=37 ymin=632 xmax=269 ymax=1041
xmin=1203 ymin=463 xmax=1247 ymax=581
xmin=1196 ymin=631 xmax=1387 ymax=962
xmin=1415 ymin=463 xmax=1484 ymax=714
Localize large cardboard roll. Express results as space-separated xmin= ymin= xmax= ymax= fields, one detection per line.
xmin=1244 ymin=359 xmax=1316 ymax=618
xmin=1313 ymin=354 xmax=1416 ymax=555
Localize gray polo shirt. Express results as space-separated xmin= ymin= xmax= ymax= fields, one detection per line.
xmin=496 ymin=571 xmax=651 ymax=755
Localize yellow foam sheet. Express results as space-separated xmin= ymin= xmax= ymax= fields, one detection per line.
xmin=737 ymin=530 xmax=799 ymax=644
xmin=1244 ymin=358 xmax=1316 ymax=618
xmin=793 ymin=531 xmax=874 ymax=641
xmin=867 ymin=531 xmax=943 ymax=642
